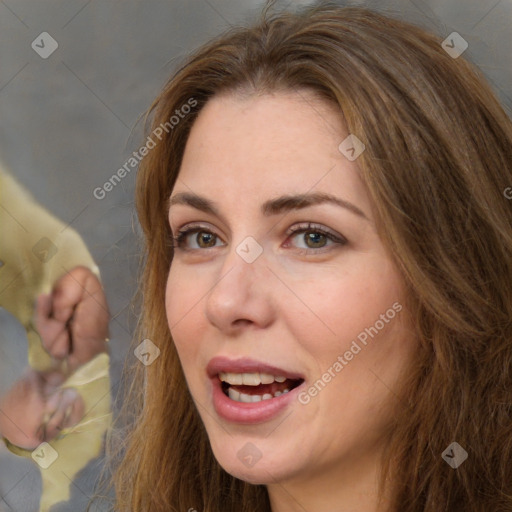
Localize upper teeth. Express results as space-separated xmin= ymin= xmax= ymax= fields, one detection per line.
xmin=219 ymin=372 xmax=287 ymax=385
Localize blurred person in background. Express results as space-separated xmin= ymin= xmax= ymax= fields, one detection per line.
xmin=0 ymin=167 xmax=112 ymax=511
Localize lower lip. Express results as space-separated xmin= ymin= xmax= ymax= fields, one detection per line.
xmin=210 ymin=377 xmax=304 ymax=424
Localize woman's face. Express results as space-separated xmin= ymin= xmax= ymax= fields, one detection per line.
xmin=166 ymin=90 xmax=416 ymax=488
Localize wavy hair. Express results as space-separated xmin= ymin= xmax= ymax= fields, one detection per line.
xmin=93 ymin=1 xmax=512 ymax=511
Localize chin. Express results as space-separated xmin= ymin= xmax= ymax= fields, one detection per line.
xmin=230 ymin=467 xmax=270 ymax=485
xmin=219 ymin=460 xmax=279 ymax=485
xmin=210 ymin=440 xmax=300 ymax=486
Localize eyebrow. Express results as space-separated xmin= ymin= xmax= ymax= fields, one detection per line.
xmin=168 ymin=191 xmax=369 ymax=221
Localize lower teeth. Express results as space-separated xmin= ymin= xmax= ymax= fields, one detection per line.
xmin=227 ymin=388 xmax=290 ymax=402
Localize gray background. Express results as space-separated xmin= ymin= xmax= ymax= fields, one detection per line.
xmin=0 ymin=0 xmax=510 ymax=510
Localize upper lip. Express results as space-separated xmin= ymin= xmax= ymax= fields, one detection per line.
xmin=207 ymin=356 xmax=305 ymax=381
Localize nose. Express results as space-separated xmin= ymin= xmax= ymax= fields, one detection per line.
xmin=204 ymin=241 xmax=276 ymax=334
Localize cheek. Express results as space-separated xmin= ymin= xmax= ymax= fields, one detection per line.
xmin=165 ymin=263 xmax=204 ymax=324
xmin=164 ymin=267 xmax=179 ymax=327
xmin=165 ymin=265 xmax=203 ymax=361
xmin=288 ymin=259 xmax=403 ymax=353
xmin=293 ymin=270 xmax=411 ymax=434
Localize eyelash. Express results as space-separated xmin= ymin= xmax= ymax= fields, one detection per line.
xmin=170 ymin=222 xmax=347 ymax=256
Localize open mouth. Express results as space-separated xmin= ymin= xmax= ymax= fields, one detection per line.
xmin=219 ymin=372 xmax=305 ymax=403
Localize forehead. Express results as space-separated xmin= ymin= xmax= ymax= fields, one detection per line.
xmin=175 ymin=90 xmax=371 ymax=216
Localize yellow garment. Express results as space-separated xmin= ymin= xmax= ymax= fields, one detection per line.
xmin=0 ymin=169 xmax=112 ymax=511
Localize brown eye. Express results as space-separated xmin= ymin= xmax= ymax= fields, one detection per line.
xmin=303 ymin=231 xmax=327 ymax=249
xmin=195 ymin=231 xmax=216 ymax=248
xmin=172 ymin=226 xmax=223 ymax=251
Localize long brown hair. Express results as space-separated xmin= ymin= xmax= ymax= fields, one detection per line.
xmin=93 ymin=1 xmax=512 ymax=510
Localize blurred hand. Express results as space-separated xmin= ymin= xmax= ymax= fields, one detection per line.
xmin=34 ymin=266 xmax=110 ymax=374
xmin=0 ymin=369 xmax=84 ymax=450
